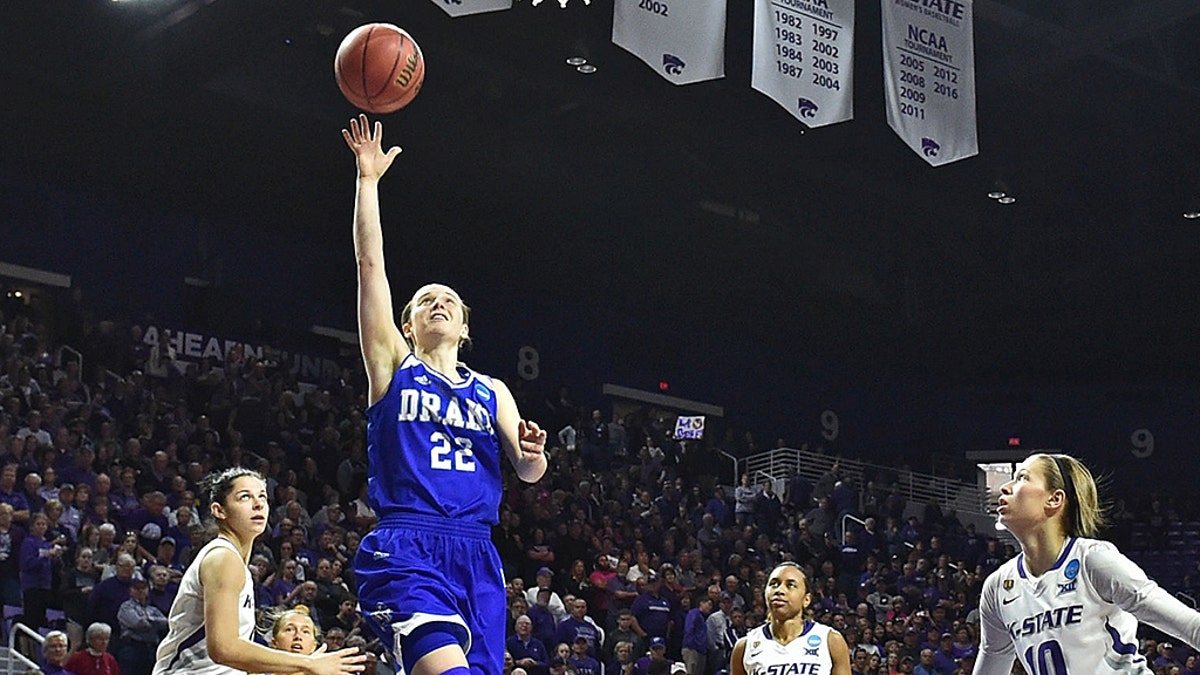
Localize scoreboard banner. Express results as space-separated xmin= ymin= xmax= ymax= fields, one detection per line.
xmin=613 ymin=0 xmax=727 ymax=85
xmin=751 ymin=0 xmax=855 ymax=127
xmin=881 ymin=0 xmax=978 ymax=166
xmin=431 ymin=0 xmax=512 ymax=17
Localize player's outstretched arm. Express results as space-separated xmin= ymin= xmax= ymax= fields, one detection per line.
xmin=494 ymin=379 xmax=547 ymax=483
xmin=342 ymin=114 xmax=407 ymax=405
xmin=202 ymin=547 xmax=366 ymax=675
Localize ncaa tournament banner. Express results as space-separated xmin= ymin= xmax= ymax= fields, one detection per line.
xmin=881 ymin=0 xmax=978 ymax=166
xmin=751 ymin=0 xmax=855 ymax=127
xmin=431 ymin=0 xmax=511 ymax=17
xmin=613 ymin=0 xmax=726 ymax=85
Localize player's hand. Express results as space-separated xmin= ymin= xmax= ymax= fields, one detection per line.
xmin=306 ymin=645 xmax=367 ymax=675
xmin=342 ymin=114 xmax=401 ymax=181
xmin=518 ymin=420 xmax=547 ymax=456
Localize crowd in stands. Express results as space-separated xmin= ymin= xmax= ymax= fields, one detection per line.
xmin=0 ymin=296 xmax=1198 ymax=675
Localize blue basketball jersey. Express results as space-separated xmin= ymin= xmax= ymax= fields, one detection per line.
xmin=366 ymin=353 xmax=504 ymax=526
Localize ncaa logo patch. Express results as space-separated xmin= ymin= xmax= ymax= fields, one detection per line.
xmin=807 ymin=634 xmax=822 ymax=648
xmin=474 ymin=383 xmax=492 ymax=401
xmin=1064 ymin=559 xmax=1080 ymax=580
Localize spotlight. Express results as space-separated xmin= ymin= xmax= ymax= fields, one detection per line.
xmin=987 ymin=180 xmax=1008 ymax=200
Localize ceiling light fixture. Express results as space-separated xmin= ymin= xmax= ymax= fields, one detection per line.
xmin=1184 ymin=197 xmax=1200 ymax=220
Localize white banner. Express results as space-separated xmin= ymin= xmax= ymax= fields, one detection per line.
xmin=751 ymin=0 xmax=855 ymax=127
xmin=881 ymin=0 xmax=977 ymax=166
xmin=674 ymin=415 xmax=706 ymax=440
xmin=431 ymin=0 xmax=512 ymax=17
xmin=613 ymin=0 xmax=726 ymax=85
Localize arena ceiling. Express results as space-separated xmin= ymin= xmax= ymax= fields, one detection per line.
xmin=3 ymin=0 xmax=1200 ymax=388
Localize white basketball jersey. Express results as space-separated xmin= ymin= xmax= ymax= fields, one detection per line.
xmin=977 ymin=537 xmax=1181 ymax=675
xmin=742 ymin=621 xmax=834 ymax=675
xmin=153 ymin=536 xmax=256 ymax=675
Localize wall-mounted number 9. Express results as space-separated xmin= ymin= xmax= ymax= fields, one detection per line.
xmin=1130 ymin=428 xmax=1154 ymax=458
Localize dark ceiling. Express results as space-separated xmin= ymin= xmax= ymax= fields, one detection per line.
xmin=3 ymin=0 xmax=1200 ymax=391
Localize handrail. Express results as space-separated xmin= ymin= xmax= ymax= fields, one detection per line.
xmin=841 ymin=513 xmax=867 ymax=544
xmin=718 ymin=450 xmax=740 ymax=486
xmin=57 ymin=345 xmax=82 ymax=372
xmin=1176 ymin=591 xmax=1197 ymax=609
xmin=7 ymin=621 xmax=45 ymax=675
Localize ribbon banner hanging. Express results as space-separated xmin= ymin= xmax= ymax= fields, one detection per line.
xmin=613 ymin=0 xmax=726 ymax=85
xmin=751 ymin=0 xmax=855 ymax=128
xmin=431 ymin=0 xmax=512 ymax=17
xmin=881 ymin=0 xmax=978 ymax=166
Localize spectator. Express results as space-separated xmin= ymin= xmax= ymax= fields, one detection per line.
xmin=608 ymin=640 xmax=636 ymax=675
xmin=61 ymin=546 xmax=101 ymax=649
xmin=125 ymin=491 xmax=168 ymax=562
xmin=507 ymin=614 xmax=549 ymax=675
xmin=0 ymin=463 xmax=31 ymax=524
xmin=525 ymin=566 xmax=568 ymax=624
xmin=633 ymin=637 xmax=669 ymax=675
xmin=147 ymin=564 xmax=179 ymax=616
xmin=20 ymin=511 xmax=64 ymax=632
xmin=557 ymin=598 xmax=600 ymax=656
xmin=733 ymin=474 xmax=756 ymax=528
xmin=681 ymin=595 xmax=712 ymax=675
xmin=266 ymin=607 xmax=320 ymax=675
xmin=88 ymin=552 xmax=138 ymax=635
xmin=605 ymin=609 xmax=644 ymax=662
xmin=64 ymin=622 xmax=121 ymax=675
xmin=116 ymin=578 xmax=168 ymax=675
xmin=0 ymin=501 xmax=23 ymax=607
xmin=912 ymin=648 xmax=936 ymax=675
xmin=631 ymin=573 xmax=672 ymax=642
xmin=40 ymin=630 xmax=77 ymax=675
xmin=568 ymin=635 xmax=601 ymax=675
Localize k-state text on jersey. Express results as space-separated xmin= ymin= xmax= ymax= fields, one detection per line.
xmin=1007 ymin=604 xmax=1083 ymax=640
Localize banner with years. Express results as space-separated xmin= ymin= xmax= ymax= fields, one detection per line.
xmin=881 ymin=0 xmax=978 ymax=166
xmin=752 ymin=0 xmax=855 ymax=127
xmin=431 ymin=0 xmax=512 ymax=17
xmin=613 ymin=0 xmax=726 ymax=85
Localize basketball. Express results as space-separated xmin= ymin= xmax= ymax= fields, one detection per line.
xmin=334 ymin=23 xmax=425 ymax=114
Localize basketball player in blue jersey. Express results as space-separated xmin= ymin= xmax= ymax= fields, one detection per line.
xmin=974 ymin=453 xmax=1200 ymax=675
xmin=342 ymin=114 xmax=549 ymax=675
xmin=731 ymin=562 xmax=851 ymax=675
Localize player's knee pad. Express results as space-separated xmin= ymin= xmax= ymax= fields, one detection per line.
xmin=401 ymin=622 xmax=469 ymax=675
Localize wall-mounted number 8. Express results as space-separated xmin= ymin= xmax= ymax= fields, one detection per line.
xmin=517 ymin=346 xmax=540 ymax=381
xmin=430 ymin=432 xmax=476 ymax=472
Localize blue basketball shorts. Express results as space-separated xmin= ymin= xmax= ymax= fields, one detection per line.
xmin=355 ymin=513 xmax=506 ymax=675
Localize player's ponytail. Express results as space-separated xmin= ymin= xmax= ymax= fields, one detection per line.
xmin=1038 ymin=454 xmax=1106 ymax=538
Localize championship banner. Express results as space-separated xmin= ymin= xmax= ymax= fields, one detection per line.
xmin=613 ymin=0 xmax=726 ymax=85
xmin=751 ymin=0 xmax=855 ymax=127
xmin=674 ymin=415 xmax=706 ymax=440
xmin=881 ymin=0 xmax=977 ymax=166
xmin=431 ymin=0 xmax=511 ymax=17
